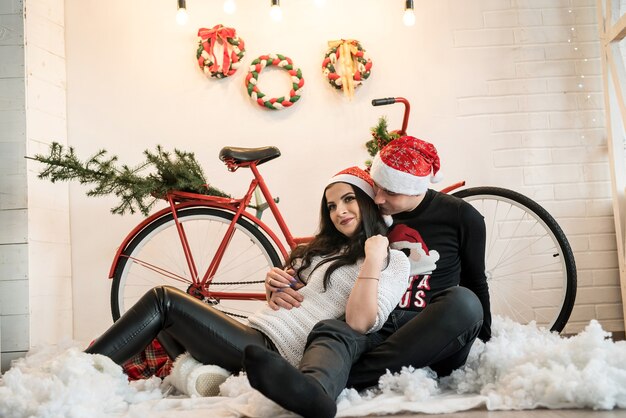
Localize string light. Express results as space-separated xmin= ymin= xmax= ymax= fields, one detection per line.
xmin=223 ymin=0 xmax=236 ymax=14
xmin=567 ymin=8 xmax=583 ymax=91
xmin=567 ymin=2 xmax=597 ymax=135
xmin=403 ymin=0 xmax=416 ymax=27
xmin=270 ymin=0 xmax=283 ymax=21
xmin=176 ymin=0 xmax=188 ymax=25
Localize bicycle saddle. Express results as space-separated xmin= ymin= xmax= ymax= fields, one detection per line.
xmin=219 ymin=146 xmax=281 ymax=165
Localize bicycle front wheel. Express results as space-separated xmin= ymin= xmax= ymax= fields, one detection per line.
xmin=111 ymin=206 xmax=282 ymax=321
xmin=452 ymin=187 xmax=577 ymax=333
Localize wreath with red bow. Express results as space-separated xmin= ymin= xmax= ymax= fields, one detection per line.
xmin=196 ymin=24 xmax=245 ymax=79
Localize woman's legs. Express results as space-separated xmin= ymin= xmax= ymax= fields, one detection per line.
xmin=86 ymin=286 xmax=272 ymax=372
xmin=243 ymin=319 xmax=369 ymax=418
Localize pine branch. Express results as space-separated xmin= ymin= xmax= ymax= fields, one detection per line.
xmin=28 ymin=142 xmax=229 ymax=216
xmin=364 ymin=116 xmax=401 ymax=167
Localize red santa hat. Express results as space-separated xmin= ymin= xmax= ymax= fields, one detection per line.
xmin=326 ymin=166 xmax=375 ymax=199
xmin=388 ymin=224 xmax=431 ymax=254
xmin=370 ymin=136 xmax=443 ymax=196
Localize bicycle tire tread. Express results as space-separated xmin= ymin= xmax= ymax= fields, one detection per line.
xmin=452 ymin=186 xmax=577 ymax=333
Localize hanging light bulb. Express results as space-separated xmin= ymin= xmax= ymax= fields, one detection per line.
xmin=403 ymin=0 xmax=416 ymax=27
xmin=223 ymin=0 xmax=236 ymax=14
xmin=269 ymin=0 xmax=283 ymax=22
xmin=176 ymin=0 xmax=189 ymax=25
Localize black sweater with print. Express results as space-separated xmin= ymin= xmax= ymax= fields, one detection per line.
xmin=389 ymin=189 xmax=491 ymax=341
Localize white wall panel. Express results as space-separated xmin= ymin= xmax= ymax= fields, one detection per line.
xmin=0 ymin=0 xmax=70 ymax=370
xmin=0 ymin=314 xmax=28 ymax=351
xmin=0 ymin=173 xmax=27 ymax=209
xmin=0 ymin=209 xmax=27 ymax=244
xmin=0 ymin=110 xmax=25 ymax=141
xmin=0 ymin=45 xmax=24 ymax=77
xmin=0 ymin=279 xmax=28 ymax=315
xmin=0 ymin=244 xmax=27 ymax=280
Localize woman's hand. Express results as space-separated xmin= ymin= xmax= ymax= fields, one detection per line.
xmin=364 ymin=235 xmax=389 ymax=266
xmin=345 ymin=234 xmax=389 ymax=333
xmin=265 ymin=267 xmax=305 ymax=310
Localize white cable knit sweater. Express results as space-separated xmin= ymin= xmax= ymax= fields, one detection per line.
xmin=247 ymin=249 xmax=410 ymax=367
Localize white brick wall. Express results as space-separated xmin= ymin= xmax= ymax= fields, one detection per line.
xmin=24 ymin=0 xmax=72 ymax=349
xmin=451 ymin=0 xmax=622 ymax=334
xmin=0 ymin=0 xmax=27 ymax=372
xmin=0 ymin=0 xmax=71 ymax=371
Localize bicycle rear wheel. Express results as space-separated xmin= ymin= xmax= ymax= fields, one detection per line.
xmin=452 ymin=187 xmax=577 ymax=333
xmin=111 ymin=206 xmax=281 ymax=321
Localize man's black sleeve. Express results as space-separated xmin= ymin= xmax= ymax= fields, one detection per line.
xmin=458 ymin=203 xmax=491 ymax=342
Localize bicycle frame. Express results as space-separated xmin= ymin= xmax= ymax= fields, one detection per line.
xmin=108 ymin=159 xmax=311 ymax=301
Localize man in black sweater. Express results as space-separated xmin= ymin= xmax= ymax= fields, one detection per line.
xmin=344 ymin=136 xmax=490 ymax=389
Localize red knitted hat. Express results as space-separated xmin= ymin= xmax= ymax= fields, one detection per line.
xmin=370 ymin=136 xmax=442 ymax=195
xmin=326 ymin=166 xmax=375 ymax=199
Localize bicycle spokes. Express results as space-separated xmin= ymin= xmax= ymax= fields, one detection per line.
xmin=111 ymin=207 xmax=280 ymax=321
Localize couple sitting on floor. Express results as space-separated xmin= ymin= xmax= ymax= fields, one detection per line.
xmin=86 ymin=136 xmax=491 ymax=418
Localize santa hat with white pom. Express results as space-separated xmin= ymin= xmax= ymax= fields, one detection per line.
xmin=370 ymin=136 xmax=443 ymax=196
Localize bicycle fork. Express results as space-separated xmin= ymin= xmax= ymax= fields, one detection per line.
xmin=167 ymin=183 xmax=257 ymax=292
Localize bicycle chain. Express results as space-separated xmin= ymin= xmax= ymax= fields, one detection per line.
xmin=210 ymin=280 xmax=265 ymax=285
xmin=202 ymin=280 xmax=266 ymax=319
xmin=220 ymin=310 xmax=248 ymax=319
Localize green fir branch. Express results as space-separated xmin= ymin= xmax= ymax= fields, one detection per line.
xmin=27 ymin=142 xmax=229 ymax=216
xmin=364 ymin=116 xmax=401 ymax=167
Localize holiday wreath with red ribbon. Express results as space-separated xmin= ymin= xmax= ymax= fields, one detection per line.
xmin=245 ymin=54 xmax=304 ymax=110
xmin=322 ymin=39 xmax=372 ymax=99
xmin=196 ymin=24 xmax=245 ymax=79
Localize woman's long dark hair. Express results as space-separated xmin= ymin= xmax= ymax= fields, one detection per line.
xmin=286 ymin=183 xmax=388 ymax=289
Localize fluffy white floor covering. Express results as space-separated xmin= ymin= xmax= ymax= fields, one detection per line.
xmin=1 ymin=317 xmax=626 ymax=418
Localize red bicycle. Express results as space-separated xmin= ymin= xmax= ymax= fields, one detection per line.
xmin=109 ymin=98 xmax=576 ymax=333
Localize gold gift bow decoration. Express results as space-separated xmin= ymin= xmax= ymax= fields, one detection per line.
xmin=328 ymin=39 xmax=360 ymax=99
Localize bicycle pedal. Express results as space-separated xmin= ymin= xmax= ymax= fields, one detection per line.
xmin=203 ymin=297 xmax=219 ymax=305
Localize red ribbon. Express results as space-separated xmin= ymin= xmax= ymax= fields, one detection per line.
xmin=198 ymin=24 xmax=237 ymax=76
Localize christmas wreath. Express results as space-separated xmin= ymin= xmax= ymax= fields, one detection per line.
xmin=322 ymin=39 xmax=372 ymax=99
xmin=197 ymin=24 xmax=245 ymax=79
xmin=245 ymin=54 xmax=304 ymax=110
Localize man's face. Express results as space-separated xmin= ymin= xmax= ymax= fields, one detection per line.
xmin=372 ymin=182 xmax=426 ymax=215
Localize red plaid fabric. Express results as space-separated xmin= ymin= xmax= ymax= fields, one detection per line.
xmin=121 ymin=339 xmax=173 ymax=380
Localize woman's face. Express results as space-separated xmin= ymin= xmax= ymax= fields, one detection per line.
xmin=325 ymin=182 xmax=361 ymax=238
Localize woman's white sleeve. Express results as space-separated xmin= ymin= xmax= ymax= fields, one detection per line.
xmin=366 ymin=249 xmax=410 ymax=333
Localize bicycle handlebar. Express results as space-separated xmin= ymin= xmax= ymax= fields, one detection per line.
xmin=371 ymin=97 xmax=396 ymax=106
xmin=371 ymin=97 xmax=411 ymax=136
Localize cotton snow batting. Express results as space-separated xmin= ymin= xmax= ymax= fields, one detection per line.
xmin=0 ymin=342 xmax=163 ymax=418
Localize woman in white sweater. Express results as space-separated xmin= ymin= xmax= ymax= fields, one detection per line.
xmin=86 ymin=166 xmax=410 ymax=410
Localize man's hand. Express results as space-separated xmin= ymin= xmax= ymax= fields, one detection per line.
xmin=265 ymin=267 xmax=304 ymax=310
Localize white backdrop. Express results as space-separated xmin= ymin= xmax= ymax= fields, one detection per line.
xmin=62 ymin=0 xmax=617 ymax=341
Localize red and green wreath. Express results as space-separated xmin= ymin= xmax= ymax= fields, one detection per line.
xmin=196 ymin=24 xmax=245 ymax=79
xmin=322 ymin=39 xmax=372 ymax=98
xmin=245 ymin=54 xmax=304 ymax=110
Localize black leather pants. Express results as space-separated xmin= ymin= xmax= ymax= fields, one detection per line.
xmin=85 ymin=286 xmax=275 ymax=372
xmin=301 ymin=286 xmax=484 ymax=399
